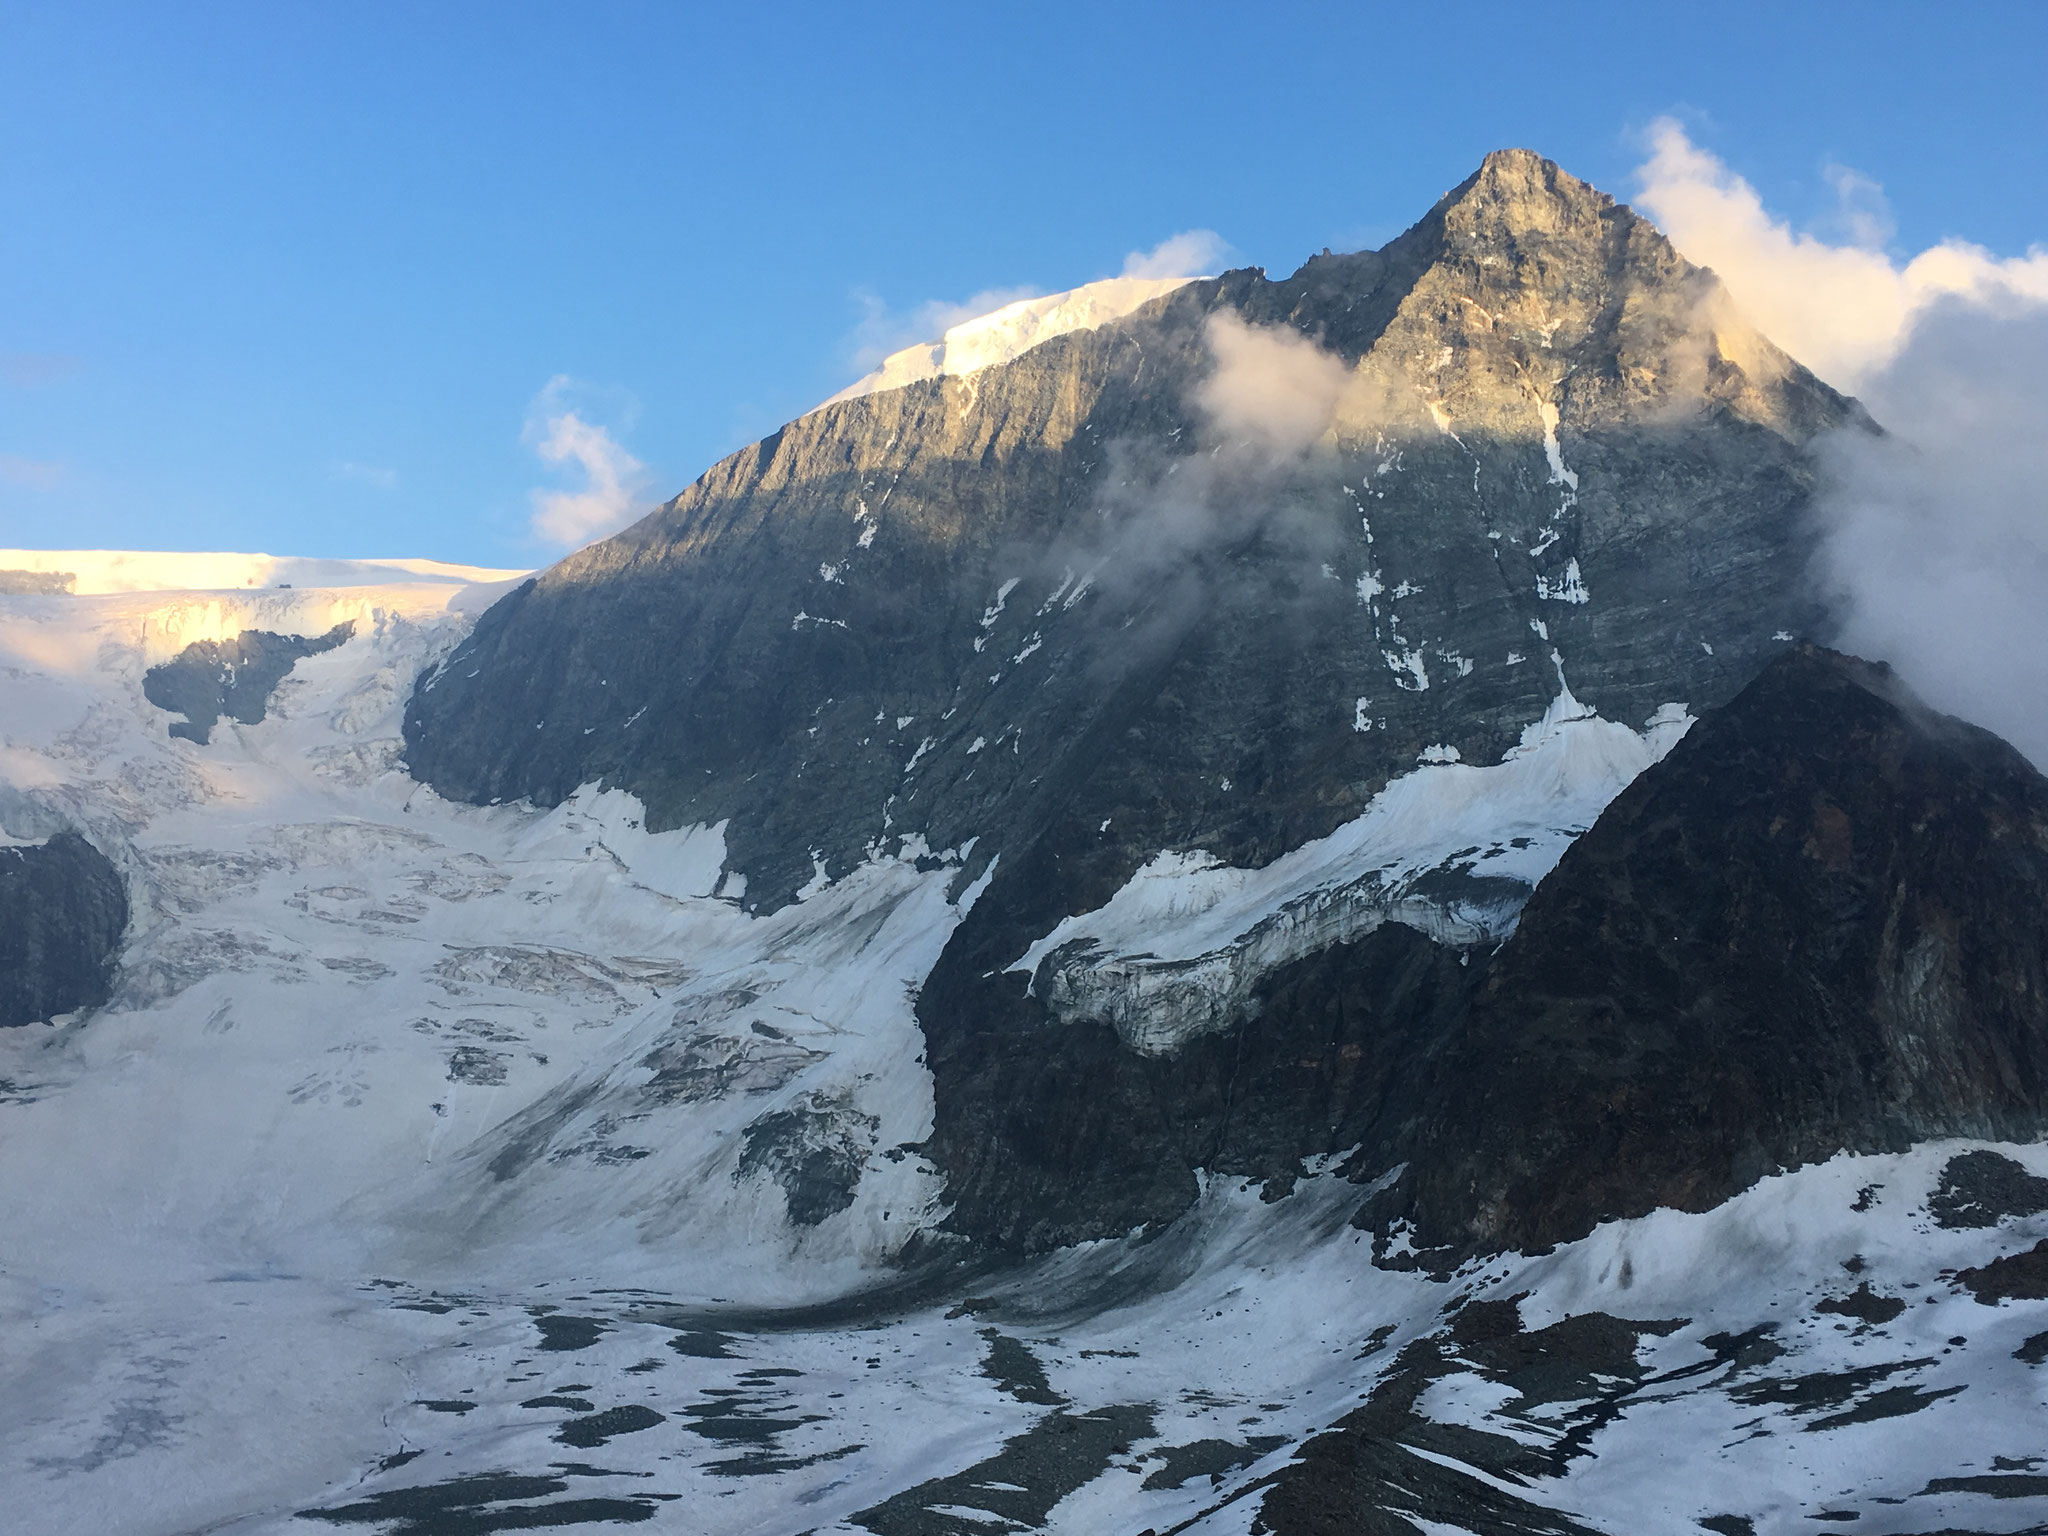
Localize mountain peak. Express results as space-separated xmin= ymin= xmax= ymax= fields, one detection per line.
xmin=1418 ymin=146 xmax=1631 ymax=268
xmin=1445 ymin=146 xmax=1616 ymax=225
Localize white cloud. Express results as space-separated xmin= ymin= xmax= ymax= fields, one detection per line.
xmin=525 ymin=376 xmax=650 ymax=548
xmin=1196 ymin=311 xmax=1349 ymax=461
xmin=1633 ymin=124 xmax=2048 ymax=767
xmin=1121 ymin=229 xmax=1230 ymax=281
xmin=1088 ymin=313 xmax=1350 ymax=577
xmin=1814 ymin=301 xmax=2048 ymax=767
xmin=1633 ymin=117 xmax=2048 ymax=389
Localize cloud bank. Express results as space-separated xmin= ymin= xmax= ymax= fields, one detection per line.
xmin=1636 ymin=122 xmax=2048 ymax=765
xmin=526 ymin=377 xmax=650 ymax=548
xmin=1635 ymin=118 xmax=2048 ymax=392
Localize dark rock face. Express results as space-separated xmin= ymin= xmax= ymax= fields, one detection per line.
xmin=143 ymin=622 xmax=354 ymax=743
xmin=734 ymin=1093 xmax=879 ymax=1226
xmin=404 ymin=150 xmax=1848 ymax=919
xmin=919 ymin=913 xmax=1483 ymax=1253
xmin=927 ymin=643 xmax=2048 ymax=1262
xmin=1381 ymin=646 xmax=2048 ymax=1260
xmin=0 ymin=831 xmax=128 ymax=1027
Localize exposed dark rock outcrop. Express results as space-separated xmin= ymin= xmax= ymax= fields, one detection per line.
xmin=919 ymin=915 xmax=1484 ymax=1253
xmin=1380 ymin=645 xmax=2048 ymax=1260
xmin=1257 ymin=1298 xmax=1680 ymax=1535
xmin=0 ymin=831 xmax=129 ymax=1027
xmin=0 ymin=569 xmax=74 ymax=595
xmin=143 ymin=622 xmax=354 ymax=743
xmin=1928 ymin=1149 xmax=2048 ymax=1229
xmin=1957 ymin=1240 xmax=2048 ymax=1304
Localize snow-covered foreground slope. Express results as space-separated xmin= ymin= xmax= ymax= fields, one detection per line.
xmin=1 ymin=575 xmax=2045 ymax=1534
xmin=7 ymin=1139 xmax=2045 ymax=1536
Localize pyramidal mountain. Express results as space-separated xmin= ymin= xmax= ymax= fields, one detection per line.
xmin=3 ymin=152 xmax=2046 ymax=1536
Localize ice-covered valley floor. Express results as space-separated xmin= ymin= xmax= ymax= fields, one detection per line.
xmin=1 ymin=571 xmax=2045 ymax=1536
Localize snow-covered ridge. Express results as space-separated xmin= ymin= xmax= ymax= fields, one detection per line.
xmin=1012 ymin=679 xmax=1694 ymax=1055
xmin=821 ymin=274 xmax=1203 ymax=410
xmin=0 ymin=547 xmax=529 ymax=595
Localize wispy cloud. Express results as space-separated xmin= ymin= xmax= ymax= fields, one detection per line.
xmin=1086 ymin=312 xmax=1350 ymax=585
xmin=0 ymin=353 xmax=81 ymax=388
xmin=332 ymin=460 xmax=397 ymax=491
xmin=1634 ymin=117 xmax=2048 ymax=389
xmin=0 ymin=454 xmax=65 ymax=490
xmin=525 ymin=376 xmax=651 ymax=548
xmin=1120 ymin=229 xmax=1230 ymax=280
xmin=1633 ymin=123 xmax=2048 ymax=767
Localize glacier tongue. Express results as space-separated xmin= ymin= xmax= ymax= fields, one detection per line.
xmin=6 ymin=1137 xmax=2040 ymax=1536
xmin=1010 ymin=680 xmax=1693 ymax=1056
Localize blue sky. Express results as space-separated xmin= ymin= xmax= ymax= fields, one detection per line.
xmin=4 ymin=0 xmax=2045 ymax=568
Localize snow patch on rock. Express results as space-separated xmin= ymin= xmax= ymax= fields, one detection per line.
xmin=1011 ymin=679 xmax=1693 ymax=1055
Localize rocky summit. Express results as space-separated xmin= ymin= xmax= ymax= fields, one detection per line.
xmin=2 ymin=153 xmax=2046 ymax=1536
